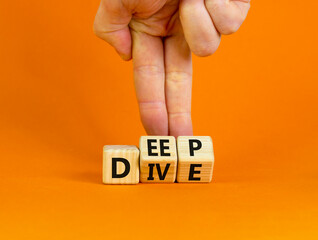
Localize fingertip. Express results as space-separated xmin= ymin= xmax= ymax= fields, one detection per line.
xmin=118 ymin=52 xmax=132 ymax=61
xmin=168 ymin=113 xmax=193 ymax=138
xmin=190 ymin=38 xmax=221 ymax=57
xmin=139 ymin=103 xmax=169 ymax=136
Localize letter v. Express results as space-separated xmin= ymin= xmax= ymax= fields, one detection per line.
xmin=156 ymin=163 xmax=170 ymax=180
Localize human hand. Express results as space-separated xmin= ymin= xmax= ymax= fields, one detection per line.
xmin=94 ymin=0 xmax=250 ymax=137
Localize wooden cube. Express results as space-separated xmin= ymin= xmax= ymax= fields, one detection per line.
xmin=139 ymin=136 xmax=177 ymax=183
xmin=176 ymin=136 xmax=214 ymax=183
xmin=103 ymin=145 xmax=139 ymax=184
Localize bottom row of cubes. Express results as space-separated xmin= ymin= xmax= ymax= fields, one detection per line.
xmin=103 ymin=136 xmax=214 ymax=184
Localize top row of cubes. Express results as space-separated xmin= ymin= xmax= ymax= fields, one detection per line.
xmin=103 ymin=136 xmax=214 ymax=184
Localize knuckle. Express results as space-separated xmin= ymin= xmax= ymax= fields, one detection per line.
xmin=205 ymin=0 xmax=220 ymax=14
xmin=134 ymin=65 xmax=164 ymax=76
xmin=138 ymin=100 xmax=166 ymax=111
xmin=205 ymin=0 xmax=246 ymax=35
xmin=166 ymin=71 xmax=192 ymax=83
xmin=168 ymin=112 xmax=191 ymax=118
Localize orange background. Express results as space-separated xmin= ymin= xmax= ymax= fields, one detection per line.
xmin=1 ymin=0 xmax=318 ymax=239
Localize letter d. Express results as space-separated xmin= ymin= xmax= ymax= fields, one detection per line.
xmin=112 ymin=158 xmax=130 ymax=178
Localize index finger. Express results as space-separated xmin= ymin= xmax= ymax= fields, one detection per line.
xmin=132 ymin=30 xmax=168 ymax=135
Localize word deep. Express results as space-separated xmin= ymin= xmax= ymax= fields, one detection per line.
xmin=103 ymin=136 xmax=214 ymax=184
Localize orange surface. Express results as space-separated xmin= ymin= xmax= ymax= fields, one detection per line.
xmin=1 ymin=0 xmax=318 ymax=239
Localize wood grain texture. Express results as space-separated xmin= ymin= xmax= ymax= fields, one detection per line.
xmin=103 ymin=145 xmax=139 ymax=184
xmin=176 ymin=136 xmax=214 ymax=183
xmin=139 ymin=136 xmax=177 ymax=183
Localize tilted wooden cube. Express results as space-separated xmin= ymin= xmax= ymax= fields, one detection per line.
xmin=176 ymin=136 xmax=214 ymax=183
xmin=103 ymin=145 xmax=140 ymax=184
xmin=139 ymin=136 xmax=177 ymax=183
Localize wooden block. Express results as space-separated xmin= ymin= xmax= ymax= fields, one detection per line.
xmin=176 ymin=136 xmax=214 ymax=183
xmin=139 ymin=136 xmax=177 ymax=183
xmin=103 ymin=145 xmax=139 ymax=184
